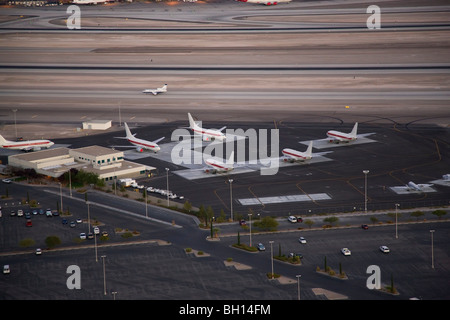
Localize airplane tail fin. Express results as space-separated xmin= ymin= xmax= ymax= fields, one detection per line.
xmin=0 ymin=134 xmax=9 ymax=145
xmin=305 ymin=141 xmax=313 ymax=157
xmin=350 ymin=122 xmax=358 ymax=137
xmin=226 ymin=151 xmax=235 ymax=165
xmin=188 ymin=113 xmax=199 ymax=130
xmin=124 ymin=122 xmax=133 ymax=138
xmin=162 ymin=84 xmax=167 ymax=91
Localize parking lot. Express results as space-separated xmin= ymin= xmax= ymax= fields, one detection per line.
xmin=1 ymin=181 xmax=449 ymax=300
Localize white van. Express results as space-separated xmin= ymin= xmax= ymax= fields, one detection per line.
xmin=3 ymin=264 xmax=10 ymax=274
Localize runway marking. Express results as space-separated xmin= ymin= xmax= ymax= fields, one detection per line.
xmin=238 ymin=193 xmax=331 ymax=205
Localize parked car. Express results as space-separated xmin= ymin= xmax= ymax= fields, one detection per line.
xmin=10 ymin=210 xmax=16 ymax=217
xmin=2 ymin=179 xmax=12 ymax=184
xmin=87 ymin=233 xmax=94 ymax=239
xmin=256 ymin=243 xmax=265 ymax=251
xmin=3 ymin=264 xmax=10 ymax=274
xmin=62 ymin=219 xmax=68 ymax=225
xmin=298 ymin=237 xmax=306 ymax=244
xmin=379 ymin=245 xmax=390 ymax=253
xmin=341 ymin=248 xmax=351 ymax=256
xmin=288 ymin=216 xmax=297 ymax=223
xmin=239 ymin=219 xmax=246 ymax=226
xmin=76 ymin=218 xmax=82 ymax=224
xmin=26 ymin=219 xmax=32 ymax=227
xmin=93 ymin=227 xmax=100 ymax=235
xmin=35 ymin=248 xmax=42 ymax=255
xmin=288 ymin=252 xmax=303 ymax=259
xmin=79 ymin=233 xmax=86 ymax=240
xmin=17 ymin=209 xmax=23 ymax=217
xmin=70 ymin=221 xmax=76 ymax=228
xmin=45 ymin=209 xmax=52 ymax=217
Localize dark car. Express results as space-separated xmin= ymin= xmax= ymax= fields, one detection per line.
xmin=239 ymin=219 xmax=246 ymax=226
xmin=26 ymin=219 xmax=32 ymax=227
xmin=361 ymin=224 xmax=369 ymax=230
xmin=256 ymin=243 xmax=265 ymax=251
xmin=62 ymin=219 xmax=68 ymax=225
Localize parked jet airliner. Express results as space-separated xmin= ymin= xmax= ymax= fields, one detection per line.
xmin=327 ymin=123 xmax=358 ymax=143
xmin=205 ymin=151 xmax=234 ymax=173
xmin=143 ymin=84 xmax=167 ymax=95
xmin=117 ymin=123 xmax=164 ymax=153
xmin=406 ymin=181 xmax=433 ymax=192
xmin=188 ymin=113 xmax=226 ymax=142
xmin=282 ymin=141 xmax=313 ymax=162
xmin=0 ymin=134 xmax=54 ymax=151
xmin=237 ymin=0 xmax=291 ymax=5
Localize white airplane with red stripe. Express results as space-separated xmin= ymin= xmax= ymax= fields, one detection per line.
xmin=121 ymin=122 xmax=164 ymax=153
xmin=327 ymin=123 xmax=358 ymax=143
xmin=237 ymin=0 xmax=291 ymax=5
xmin=188 ymin=113 xmax=226 ymax=142
xmin=282 ymin=141 xmax=313 ymax=162
xmin=205 ymin=151 xmax=234 ymax=173
xmin=0 ymin=134 xmax=54 ymax=151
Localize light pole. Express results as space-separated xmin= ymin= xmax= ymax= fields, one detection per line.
xmin=248 ymin=213 xmax=252 ymax=247
xmin=296 ymin=275 xmax=302 ymax=300
xmin=395 ymin=203 xmax=400 ymax=239
xmin=229 ymin=179 xmax=233 ymax=222
xmin=269 ymin=240 xmax=274 ymax=279
xmin=87 ymin=201 xmax=91 ymax=233
xmin=165 ymin=168 xmax=170 ymax=207
xmin=59 ymin=182 xmax=63 ymax=214
xmin=101 ymin=255 xmax=107 ymax=295
xmin=430 ymin=230 xmax=435 ymax=269
xmin=94 ymin=230 xmax=98 ymax=262
xmin=363 ymin=170 xmax=370 ymax=213
xmin=145 ymin=188 xmax=148 ymax=218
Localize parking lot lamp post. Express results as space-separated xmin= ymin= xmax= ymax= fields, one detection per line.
xmin=87 ymin=201 xmax=91 ymax=233
xmin=249 ymin=213 xmax=252 ymax=247
xmin=101 ymin=255 xmax=107 ymax=295
xmin=430 ymin=230 xmax=435 ymax=269
xmin=395 ymin=203 xmax=400 ymax=239
xmin=59 ymin=182 xmax=63 ymax=213
xmin=296 ymin=275 xmax=302 ymax=300
xmin=94 ymin=230 xmax=98 ymax=262
xmin=363 ymin=170 xmax=370 ymax=213
xmin=269 ymin=241 xmax=274 ymax=279
xmin=229 ymin=179 xmax=233 ymax=221
xmin=165 ymin=168 xmax=170 ymax=207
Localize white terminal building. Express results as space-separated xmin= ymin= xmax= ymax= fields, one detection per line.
xmin=8 ymin=145 xmax=154 ymax=181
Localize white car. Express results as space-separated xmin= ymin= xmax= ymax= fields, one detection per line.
xmin=379 ymin=245 xmax=390 ymax=253
xmin=341 ymin=248 xmax=351 ymax=256
xmin=288 ymin=216 xmax=297 ymax=223
xmin=3 ymin=264 xmax=10 ymax=274
xmin=35 ymin=248 xmax=42 ymax=255
xmin=79 ymin=233 xmax=86 ymax=240
xmin=298 ymin=237 xmax=306 ymax=244
xmin=93 ymin=227 xmax=100 ymax=235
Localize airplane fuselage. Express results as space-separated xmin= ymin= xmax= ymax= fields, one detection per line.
xmin=127 ymin=137 xmax=160 ymax=152
xmin=326 ymin=130 xmax=356 ymax=142
xmin=205 ymin=159 xmax=233 ymax=172
xmin=282 ymin=148 xmax=312 ymax=161
xmin=0 ymin=140 xmax=54 ymax=151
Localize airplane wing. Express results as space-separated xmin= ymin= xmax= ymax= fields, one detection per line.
xmin=152 ymin=137 xmax=165 ymax=144
xmin=218 ymin=126 xmax=226 ymax=132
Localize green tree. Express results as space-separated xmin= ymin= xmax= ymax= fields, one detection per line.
xmin=45 ymin=236 xmax=61 ymax=249
xmin=253 ymin=216 xmax=278 ymax=231
xmin=431 ymin=210 xmax=447 ymax=219
xmin=304 ymin=219 xmax=314 ymax=229
xmin=323 ymin=216 xmax=339 ymax=226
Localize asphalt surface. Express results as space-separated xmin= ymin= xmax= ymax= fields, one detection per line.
xmin=0 ymin=0 xmax=449 ymax=304
xmin=0 ymin=182 xmax=449 ymax=302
